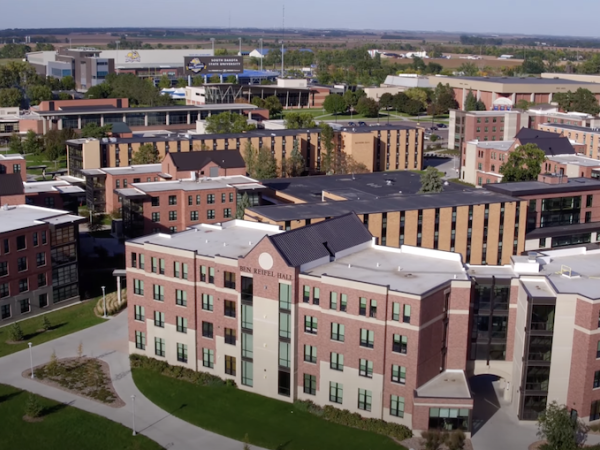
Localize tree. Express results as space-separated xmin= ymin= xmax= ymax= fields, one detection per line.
xmin=158 ymin=75 xmax=171 ymax=90
xmin=355 ymin=97 xmax=380 ymax=118
xmin=521 ymin=57 xmax=546 ymax=75
xmin=242 ymin=141 xmax=257 ymax=177
xmin=225 ymin=75 xmax=237 ymax=84
xmin=88 ymin=213 xmax=106 ymax=234
xmin=205 ymin=112 xmax=254 ymax=134
xmin=500 ymin=143 xmax=546 ymax=182
xmin=323 ymin=94 xmax=347 ymax=115
xmin=42 ymin=315 xmax=51 ymax=332
xmin=403 ymin=98 xmax=424 ymax=116
xmin=285 ymin=139 xmax=305 ymax=177
xmin=392 ymin=92 xmax=409 ymax=112
xmin=405 ymin=87 xmax=429 ymax=109
xmin=58 ymin=92 xmax=71 ymax=100
xmin=8 ymin=133 xmax=23 ymax=154
xmin=379 ymin=93 xmax=394 ymax=110
xmin=431 ymin=83 xmax=458 ymax=115
xmin=419 ymin=166 xmax=444 ymax=193
xmin=43 ymin=128 xmax=77 ymax=162
xmin=9 ymin=322 xmax=24 ymax=341
xmin=25 ymin=394 xmax=43 ymax=419
xmin=457 ymin=62 xmax=480 ymax=76
xmin=209 ymin=75 xmax=221 ymax=83
xmin=320 ymin=123 xmax=335 ymax=174
xmin=191 ymin=76 xmax=204 ymax=86
xmin=236 ymin=192 xmax=251 ymax=219
xmin=27 ymin=85 xmax=53 ymax=106
xmin=254 ymin=147 xmax=278 ymax=179
xmin=464 ymin=90 xmax=478 ymax=112
xmin=263 ymin=95 xmax=283 ymax=118
xmin=537 ymin=401 xmax=587 ymax=450
xmin=23 ymin=130 xmax=41 ymax=155
xmin=343 ymin=89 xmax=366 ymax=109
xmin=176 ymin=78 xmax=187 ymax=88
xmin=131 ymin=143 xmax=160 ymax=165
xmin=557 ymin=88 xmax=600 ymax=115
xmin=285 ymin=112 xmax=316 ymax=129
xmin=515 ymin=99 xmax=535 ymax=110
xmin=0 ymin=88 xmax=23 ymax=107
xmin=60 ymin=75 xmax=75 ymax=91
xmin=80 ymin=123 xmax=112 ymax=139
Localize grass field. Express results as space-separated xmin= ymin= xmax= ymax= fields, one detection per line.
xmin=0 ymin=301 xmax=105 ymax=358
xmin=132 ymin=368 xmax=405 ymax=450
xmin=0 ymin=383 xmax=162 ymax=450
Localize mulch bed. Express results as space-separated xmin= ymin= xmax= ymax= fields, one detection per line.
xmin=400 ymin=436 xmax=474 ymax=450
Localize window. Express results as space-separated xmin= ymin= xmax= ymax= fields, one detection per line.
xmin=224 ymin=271 xmax=236 ymax=289
xmin=329 ymin=292 xmax=337 ymax=310
xmin=176 ymin=316 xmax=187 ymax=333
xmin=304 ymin=374 xmax=316 ymax=395
xmin=279 ymin=283 xmax=291 ymax=310
xmin=20 ymin=298 xmax=30 ymax=314
xmin=597 ymin=341 xmax=600 ymax=358
xmin=177 ymin=343 xmax=188 ymax=363
xmin=393 ymin=334 xmax=408 ymax=354
xmin=134 ymin=305 xmax=145 ymax=321
xmin=169 ymin=211 xmax=177 ymax=221
xmin=200 ymin=266 xmax=206 ymax=282
xmin=304 ymin=345 xmax=317 ymax=363
xmin=151 ymin=212 xmax=160 ymax=222
xmin=242 ymin=333 xmax=253 ymax=359
xmin=133 ymin=279 xmax=144 ymax=295
xmin=33 ymin=233 xmax=38 ymax=246
xmin=242 ymin=304 xmax=253 ymax=329
xmin=39 ymin=294 xmax=48 ymax=308
xmin=202 ymin=294 xmax=214 ymax=311
xmin=403 ymin=304 xmax=411 ymax=323
xmin=279 ymin=312 xmax=291 ymax=338
xmin=313 ymin=287 xmax=320 ymax=305
xmin=131 ymin=252 xmax=137 ymax=268
xmin=1 ymin=304 xmax=10 ymax=319
xmin=19 ymin=278 xmax=28 ymax=293
xmin=203 ymin=348 xmax=214 ymax=368
xmin=135 ymin=331 xmax=146 ymax=350
xmin=331 ymin=323 xmax=345 ymax=342
xmin=305 ymin=316 xmax=318 ymax=334
xmin=225 ymin=355 xmax=236 ymax=375
xmin=206 ymin=209 xmax=215 ymax=220
xmin=13 ymin=164 xmax=21 ymax=173
xmin=175 ymin=289 xmax=187 ymax=307
xmin=340 ymin=294 xmax=347 ymax=312
xmin=359 ymin=359 xmax=373 ymax=378
xmin=37 ymin=273 xmax=46 ymax=287
xmin=153 ymin=284 xmax=164 ymax=301
xmin=151 ymin=257 xmax=157 ymax=273
xmin=359 ymin=297 xmax=367 ymax=316
xmin=151 ymin=197 xmax=160 ymax=207
xmin=207 ymin=194 xmax=215 ymax=204
xmin=154 ymin=337 xmax=165 ymax=357
xmin=154 ymin=311 xmax=165 ymax=328
xmin=168 ymin=195 xmax=177 ymax=205
xmin=209 ymin=267 xmax=214 ymax=284
xmin=224 ymin=300 xmax=236 ymax=318
xmin=225 ymin=328 xmax=236 ymax=345
xmin=369 ymin=299 xmax=377 ymax=318
xmin=190 ymin=211 xmax=199 ymax=221
xmin=303 ymin=285 xmax=310 ymax=303
xmin=17 ymin=235 xmax=26 ymax=250
xmin=0 ymin=261 xmax=7 ymax=277
xmin=594 ymin=371 xmax=600 ymax=389
xmin=390 ymin=395 xmax=405 ymax=418
xmin=17 ymin=257 xmax=27 ymax=271
xmin=392 ymin=365 xmax=406 ymax=384
xmin=41 ymin=231 xmax=46 ymax=245
xmin=221 ymin=193 xmax=226 ymax=203
xmin=229 ymin=192 xmax=234 ymax=203
xmin=329 ymin=382 xmax=343 ymax=404
xmin=139 ymin=254 xmax=144 ymax=269
xmin=358 ymin=389 xmax=372 ymax=411
xmin=588 ymin=195 xmax=594 ymax=208
xmin=279 ymin=341 xmax=291 ymax=368
xmin=360 ymin=329 xmax=374 ymax=348
xmin=3 ymin=238 xmax=9 ymax=253
xmin=0 ymin=282 xmax=8 ymax=298
xmin=202 ymin=321 xmax=213 ymax=338
xmin=392 ymin=303 xmax=400 ymax=321
xmin=159 ymin=259 xmax=165 ymax=275
xmin=174 ymin=262 xmax=180 ymax=278
xmin=224 ymin=208 xmax=232 ymax=218
xmin=196 ymin=195 xmax=201 ymax=205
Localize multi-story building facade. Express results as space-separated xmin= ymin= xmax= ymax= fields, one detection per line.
xmin=66 ymin=124 xmax=424 ymax=178
xmin=0 ymin=205 xmax=85 ymax=325
xmin=449 ymin=110 xmax=522 ymax=151
xmin=53 ymin=48 xmax=115 ymax=91
xmin=538 ymin=123 xmax=600 ymax=160
xmin=125 ymin=213 xmax=600 ymax=431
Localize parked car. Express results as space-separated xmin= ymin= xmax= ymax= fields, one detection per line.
xmin=430 ymin=126 xmax=438 ymax=131
xmin=348 ymin=122 xmax=356 ymax=126
xmin=437 ymin=123 xmax=447 ymax=128
xmin=358 ymin=121 xmax=367 ymax=126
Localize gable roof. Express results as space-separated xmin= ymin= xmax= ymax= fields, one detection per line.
xmin=168 ymin=150 xmax=246 ymax=171
xmin=0 ymin=173 xmax=24 ymax=197
xmin=515 ymin=127 xmax=576 ymax=156
xmin=268 ymin=213 xmax=372 ymax=267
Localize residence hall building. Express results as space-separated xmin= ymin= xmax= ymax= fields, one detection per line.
xmin=125 ymin=213 xmax=600 ymax=429
xmin=116 ymin=175 xmax=264 ymax=238
xmin=428 ymin=75 xmax=600 ymax=111
xmin=538 ymin=123 xmax=600 ymax=160
xmin=0 ymin=205 xmax=85 ymax=326
xmin=245 ymin=171 xmax=526 ymax=266
xmin=449 ymin=109 xmax=522 ymax=151
xmin=66 ymin=124 xmax=424 ymax=178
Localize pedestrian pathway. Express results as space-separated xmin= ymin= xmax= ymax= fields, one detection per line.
xmin=0 ymin=312 xmax=264 ymax=450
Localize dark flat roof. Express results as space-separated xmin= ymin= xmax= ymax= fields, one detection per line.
xmin=541 ymin=122 xmax=600 ymax=133
xmin=261 ymin=171 xmax=470 ymax=203
xmin=0 ymin=173 xmax=24 ymax=196
xmin=526 ymin=221 xmax=600 ymax=239
xmin=248 ymin=190 xmax=517 ymax=222
xmin=34 ymin=104 xmax=259 ymax=116
xmin=484 ymin=177 xmax=600 ymax=197
xmin=168 ymin=149 xmax=245 ymax=170
xmin=453 ymin=76 xmax=598 ymax=85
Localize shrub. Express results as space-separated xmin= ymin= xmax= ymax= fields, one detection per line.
xmin=42 ymin=315 xmax=51 ymax=331
xmin=422 ymin=429 xmax=445 ymax=450
xmin=47 ymin=350 xmax=58 ymax=376
xmin=9 ymin=322 xmax=24 ymax=341
xmin=25 ymin=394 xmax=43 ymax=418
xmin=129 ymin=354 xmax=228 ymax=387
xmin=446 ymin=430 xmax=465 ymax=450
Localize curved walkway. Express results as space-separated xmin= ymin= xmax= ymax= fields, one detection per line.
xmin=0 ymin=312 xmax=263 ymax=450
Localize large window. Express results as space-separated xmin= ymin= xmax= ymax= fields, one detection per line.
xmin=540 ymin=196 xmax=582 ymax=228
xmin=331 ymin=323 xmax=345 ymax=342
xmin=330 ymin=352 xmax=344 ymax=371
xmin=392 ymin=334 xmax=407 ymax=353
xmin=176 ymin=316 xmax=187 ymax=333
xmin=304 ymin=345 xmax=317 ymax=363
xmin=361 ymin=329 xmax=374 ymax=348
xmin=176 ymin=289 xmax=187 ymax=306
xmin=359 ymin=359 xmax=373 ymax=378
xmin=279 ymin=283 xmax=291 ymax=310
xmin=177 ymin=343 xmax=188 ymax=363
xmin=224 ymin=271 xmax=236 ymax=289
xmin=225 ymin=355 xmax=236 ymax=376
xmin=134 ymin=305 xmax=145 ymax=321
xmin=202 ymin=294 xmax=213 ymax=311
xmin=358 ymin=389 xmax=372 ymax=411
xmin=392 ymin=365 xmax=407 ymax=384
xmin=154 ymin=337 xmax=165 ymax=357
xmin=135 ymin=331 xmax=146 ymax=350
xmin=329 ymin=382 xmax=343 ymax=404
xmin=390 ymin=395 xmax=405 ymax=418
xmin=304 ymin=374 xmax=316 ymax=395
xmin=202 ymin=348 xmax=214 ymax=368
xmin=52 ymin=264 xmax=77 ymax=286
xmin=470 ymin=280 xmax=510 ymax=361
xmin=202 ymin=321 xmax=214 ymax=338
xmin=304 ymin=316 xmax=318 ymax=334
xmin=242 ymin=361 xmax=253 ymax=387
xmin=224 ymin=300 xmax=236 ymax=318
xmin=429 ymin=408 xmax=470 ymax=431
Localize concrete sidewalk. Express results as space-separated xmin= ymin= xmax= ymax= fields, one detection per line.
xmin=0 ymin=312 xmax=262 ymax=450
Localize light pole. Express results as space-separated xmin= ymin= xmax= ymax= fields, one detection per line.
xmin=28 ymin=342 xmax=34 ymax=379
xmin=210 ymin=38 xmax=215 ymax=55
xmin=131 ymin=395 xmax=136 ymax=436
xmin=259 ymin=38 xmax=263 ymax=71
xmin=101 ymin=286 xmax=107 ymax=318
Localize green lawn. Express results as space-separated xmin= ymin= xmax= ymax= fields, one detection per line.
xmin=448 ymin=178 xmax=476 ymax=188
xmin=0 ymin=383 xmax=162 ymax=450
xmin=133 ymin=368 xmax=405 ymax=450
xmin=25 ymin=153 xmax=67 ymax=175
xmin=0 ymin=301 xmax=105 ymax=358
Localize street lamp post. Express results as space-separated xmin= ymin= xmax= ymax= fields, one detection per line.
xmin=131 ymin=395 xmax=136 ymax=436
xmin=28 ymin=342 xmax=34 ymax=379
xmin=101 ymin=286 xmax=107 ymax=318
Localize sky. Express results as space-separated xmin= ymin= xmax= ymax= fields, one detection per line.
xmin=1 ymin=0 xmax=600 ymax=38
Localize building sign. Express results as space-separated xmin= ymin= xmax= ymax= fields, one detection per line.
xmin=184 ymin=56 xmax=243 ymax=75
xmin=240 ymin=266 xmax=293 ymax=281
xmin=125 ymin=51 xmax=141 ymax=63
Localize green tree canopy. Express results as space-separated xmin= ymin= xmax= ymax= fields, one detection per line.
xmin=500 ymin=143 xmax=547 ymax=182
xmin=283 ymin=139 xmax=305 ymax=177
xmin=0 ymin=61 xmax=38 ymax=89
xmin=553 ymin=88 xmax=600 ymax=115
xmin=285 ymin=112 xmax=316 ymax=129
xmin=537 ymin=401 xmax=587 ymax=450
xmin=405 ymin=87 xmax=430 ymax=109
xmin=236 ymin=192 xmax=251 ymax=219
xmin=355 ymin=97 xmax=380 ymax=118
xmin=458 ymin=62 xmax=480 ymax=76
xmin=131 ymin=143 xmax=160 ymax=165
xmin=521 ymin=57 xmax=546 ymax=74
xmin=243 ymin=141 xmax=278 ymax=179
xmin=225 ymin=75 xmax=237 ymax=84
xmin=158 ymin=75 xmax=172 ymax=89
xmin=403 ymin=98 xmax=425 ymax=116
xmin=379 ymin=93 xmax=394 ymax=110
xmin=80 ymin=123 xmax=112 ymax=139
xmin=43 ymin=128 xmax=77 ymax=161
xmin=205 ymin=112 xmax=255 ymax=134
xmin=0 ymin=88 xmax=23 ymax=107
xmin=323 ymin=94 xmax=347 ymax=115
xmin=176 ymin=78 xmax=187 ymax=88
xmin=320 ymin=123 xmax=335 ymax=174
xmin=60 ymin=75 xmax=75 ymax=91
xmin=8 ymin=133 xmax=23 ymax=154
xmin=85 ymin=73 xmax=173 ymax=107
xmin=27 ymin=85 xmax=53 ymax=106
xmin=431 ymin=83 xmax=458 ymax=115
xmin=23 ymin=130 xmax=41 ymax=155
xmin=263 ymin=95 xmax=283 ymax=118
xmin=418 ymin=166 xmax=444 ymax=193
xmin=392 ymin=92 xmax=409 ymax=112
xmin=464 ymin=90 xmax=486 ymax=111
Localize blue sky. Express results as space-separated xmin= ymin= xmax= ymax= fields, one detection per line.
xmin=1 ymin=0 xmax=599 ymax=37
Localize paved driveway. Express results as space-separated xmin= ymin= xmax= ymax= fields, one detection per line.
xmin=0 ymin=312 xmax=264 ymax=450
